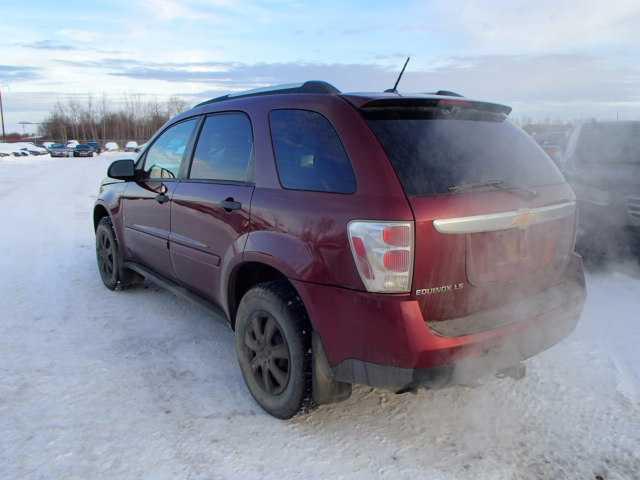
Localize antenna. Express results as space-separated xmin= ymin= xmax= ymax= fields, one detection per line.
xmin=385 ymin=57 xmax=410 ymax=93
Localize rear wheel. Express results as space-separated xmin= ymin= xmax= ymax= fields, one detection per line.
xmin=95 ymin=216 xmax=139 ymax=290
xmin=235 ymin=281 xmax=312 ymax=419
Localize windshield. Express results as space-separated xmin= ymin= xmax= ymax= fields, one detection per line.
xmin=577 ymin=123 xmax=640 ymax=164
xmin=364 ymin=110 xmax=564 ymax=196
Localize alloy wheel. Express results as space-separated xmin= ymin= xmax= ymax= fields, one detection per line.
xmin=97 ymin=231 xmax=115 ymax=279
xmin=243 ymin=312 xmax=291 ymax=395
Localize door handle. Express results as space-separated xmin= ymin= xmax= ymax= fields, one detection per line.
xmin=220 ymin=198 xmax=242 ymax=212
xmin=155 ymin=193 xmax=169 ymax=204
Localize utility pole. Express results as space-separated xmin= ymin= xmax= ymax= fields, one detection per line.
xmin=0 ymin=86 xmax=5 ymax=142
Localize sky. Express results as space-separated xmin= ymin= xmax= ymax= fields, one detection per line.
xmin=1 ymin=0 xmax=639 ymax=133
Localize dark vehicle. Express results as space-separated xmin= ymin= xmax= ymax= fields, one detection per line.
xmin=73 ymin=144 xmax=94 ymax=157
xmin=48 ymin=144 xmax=71 ymax=157
xmin=86 ymin=141 xmax=102 ymax=155
xmin=564 ymin=121 xmax=640 ymax=256
xmin=93 ymin=81 xmax=586 ymax=419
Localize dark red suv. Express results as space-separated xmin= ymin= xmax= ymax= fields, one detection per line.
xmin=94 ymin=81 xmax=586 ymax=418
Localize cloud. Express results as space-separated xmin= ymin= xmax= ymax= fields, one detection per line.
xmin=57 ymin=29 xmax=100 ymax=43
xmin=18 ymin=40 xmax=79 ymax=51
xmin=429 ymin=0 xmax=640 ymax=54
xmin=8 ymin=53 xmax=640 ymax=122
xmin=141 ymin=0 xmax=232 ymax=21
xmin=59 ymin=55 xmax=639 ymax=107
xmin=0 ymin=65 xmax=40 ymax=82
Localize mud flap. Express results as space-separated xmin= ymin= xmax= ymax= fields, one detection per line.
xmin=312 ymin=332 xmax=352 ymax=405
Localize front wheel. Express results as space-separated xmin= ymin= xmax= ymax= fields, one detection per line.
xmin=235 ymin=281 xmax=312 ymax=419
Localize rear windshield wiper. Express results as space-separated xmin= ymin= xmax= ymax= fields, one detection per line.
xmin=448 ymin=180 xmax=538 ymax=199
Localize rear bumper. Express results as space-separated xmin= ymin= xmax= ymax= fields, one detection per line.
xmin=293 ymin=253 xmax=586 ymax=391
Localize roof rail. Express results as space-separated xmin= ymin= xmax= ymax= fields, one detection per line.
xmin=195 ymin=81 xmax=340 ymax=107
xmin=432 ymin=90 xmax=464 ymax=97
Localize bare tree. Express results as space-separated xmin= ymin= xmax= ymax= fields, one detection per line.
xmin=38 ymin=94 xmax=191 ymax=143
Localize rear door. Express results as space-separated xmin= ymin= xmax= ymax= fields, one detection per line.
xmin=364 ymin=104 xmax=576 ymax=325
xmin=122 ymin=118 xmax=199 ymax=280
xmin=170 ymin=112 xmax=255 ymax=303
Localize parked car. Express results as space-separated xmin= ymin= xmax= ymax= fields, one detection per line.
xmin=16 ymin=142 xmax=48 ymax=155
xmin=104 ymin=142 xmax=119 ymax=152
xmin=0 ymin=143 xmax=27 ymax=157
xmin=42 ymin=141 xmax=55 ymax=149
xmin=48 ymin=143 xmax=72 ymax=157
xmin=563 ymin=121 xmax=640 ymax=257
xmin=134 ymin=142 xmax=147 ymax=153
xmin=94 ymin=81 xmax=586 ymax=419
xmin=0 ymin=144 xmax=22 ymax=157
xmin=124 ymin=141 xmax=138 ymax=152
xmin=66 ymin=140 xmax=79 ymax=149
xmin=86 ymin=141 xmax=102 ymax=155
xmin=73 ymin=144 xmax=94 ymax=157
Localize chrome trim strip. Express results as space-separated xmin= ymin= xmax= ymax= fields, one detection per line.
xmin=433 ymin=201 xmax=576 ymax=234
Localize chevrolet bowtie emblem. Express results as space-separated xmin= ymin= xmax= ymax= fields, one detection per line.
xmin=512 ymin=211 xmax=536 ymax=229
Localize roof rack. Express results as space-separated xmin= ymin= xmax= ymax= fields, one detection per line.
xmin=195 ymin=81 xmax=340 ymax=107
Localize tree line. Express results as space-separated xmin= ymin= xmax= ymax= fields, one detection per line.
xmin=38 ymin=94 xmax=190 ymax=143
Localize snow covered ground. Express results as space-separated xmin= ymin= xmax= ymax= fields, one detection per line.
xmin=1 ymin=153 xmax=639 ymax=479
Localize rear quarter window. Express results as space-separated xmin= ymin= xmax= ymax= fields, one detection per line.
xmin=269 ymin=109 xmax=356 ymax=193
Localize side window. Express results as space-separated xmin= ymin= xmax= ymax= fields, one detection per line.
xmin=189 ymin=113 xmax=253 ymax=182
xmin=143 ymin=119 xmax=198 ymax=179
xmin=270 ymin=109 xmax=356 ymax=193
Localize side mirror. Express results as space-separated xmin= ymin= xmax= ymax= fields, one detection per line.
xmin=107 ymin=159 xmax=136 ymax=180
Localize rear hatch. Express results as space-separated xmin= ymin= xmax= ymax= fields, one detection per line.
xmin=361 ymin=97 xmax=576 ymax=330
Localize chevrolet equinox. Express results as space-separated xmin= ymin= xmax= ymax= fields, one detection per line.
xmin=93 ymin=81 xmax=586 ymax=418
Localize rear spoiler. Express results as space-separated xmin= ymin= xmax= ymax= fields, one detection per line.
xmin=343 ymin=95 xmax=512 ymax=116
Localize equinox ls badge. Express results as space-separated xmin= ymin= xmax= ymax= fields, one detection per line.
xmin=416 ymin=283 xmax=464 ymax=296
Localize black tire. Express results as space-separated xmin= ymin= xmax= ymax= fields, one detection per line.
xmin=95 ymin=216 xmax=139 ymax=290
xmin=235 ymin=281 xmax=312 ymax=419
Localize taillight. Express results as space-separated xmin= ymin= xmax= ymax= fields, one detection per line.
xmin=347 ymin=221 xmax=414 ymax=293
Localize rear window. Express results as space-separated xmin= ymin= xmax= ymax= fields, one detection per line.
xmin=365 ymin=110 xmax=564 ymax=196
xmin=270 ymin=109 xmax=356 ymax=193
xmin=577 ymin=123 xmax=640 ymax=164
